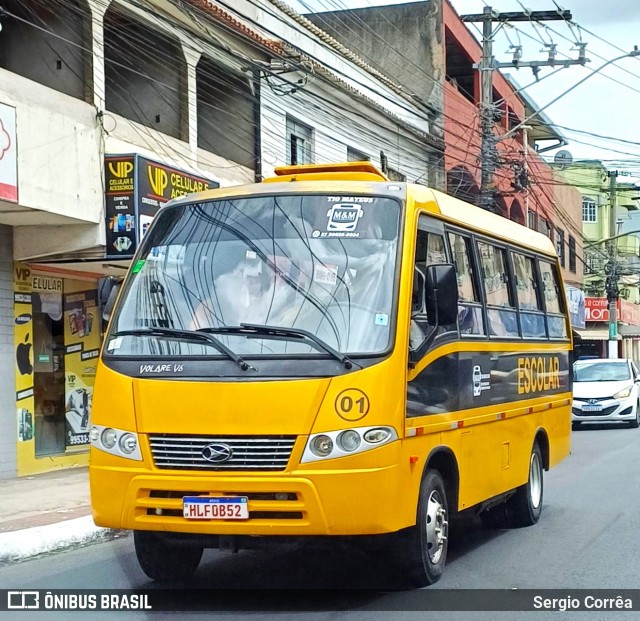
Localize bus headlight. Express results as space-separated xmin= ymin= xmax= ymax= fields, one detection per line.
xmin=337 ymin=430 xmax=361 ymax=452
xmin=364 ymin=428 xmax=392 ymax=444
xmin=310 ymin=435 xmax=334 ymax=457
xmin=302 ymin=426 xmax=398 ymax=463
xmin=91 ymin=424 xmax=142 ymax=461
xmin=101 ymin=428 xmax=118 ymax=449
xmin=119 ymin=433 xmax=138 ymax=454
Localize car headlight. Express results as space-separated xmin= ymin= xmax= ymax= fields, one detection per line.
xmin=91 ymin=424 xmax=142 ymax=461
xmin=302 ymin=426 xmax=398 ymax=463
xmin=613 ymin=386 xmax=633 ymax=399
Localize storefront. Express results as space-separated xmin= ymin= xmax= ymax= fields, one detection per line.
xmin=9 ymin=155 xmax=219 ymax=477
xmin=13 ymin=264 xmax=100 ymax=476
xmin=576 ymin=297 xmax=640 ymax=361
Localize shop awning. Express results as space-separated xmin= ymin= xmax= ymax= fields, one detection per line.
xmin=619 ymin=325 xmax=640 ymax=338
xmin=575 ymin=328 xmax=612 ymax=341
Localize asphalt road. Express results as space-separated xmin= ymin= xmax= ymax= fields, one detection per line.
xmin=1 ymin=423 xmax=639 ymax=620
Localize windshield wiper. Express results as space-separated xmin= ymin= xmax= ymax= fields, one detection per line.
xmin=236 ymin=323 xmax=356 ymax=369
xmin=110 ymin=328 xmax=256 ymax=371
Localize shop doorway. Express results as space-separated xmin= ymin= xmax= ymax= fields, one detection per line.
xmin=32 ymin=293 xmax=66 ymax=456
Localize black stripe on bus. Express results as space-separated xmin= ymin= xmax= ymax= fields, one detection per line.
xmin=407 ymin=350 xmax=570 ymax=417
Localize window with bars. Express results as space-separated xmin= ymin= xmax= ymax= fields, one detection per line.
xmin=569 ymin=236 xmax=576 ymax=272
xmin=286 ymin=116 xmax=314 ymax=165
xmin=556 ymin=229 xmax=565 ymax=268
xmin=528 ymin=210 xmax=538 ymax=231
xmin=582 ymin=197 xmax=597 ymax=223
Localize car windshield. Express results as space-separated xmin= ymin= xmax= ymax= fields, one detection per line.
xmin=106 ymin=193 xmax=401 ymax=357
xmin=573 ymin=361 xmax=631 ymax=382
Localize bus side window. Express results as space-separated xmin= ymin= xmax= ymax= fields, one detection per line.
xmin=477 ymin=241 xmax=519 ymax=338
xmin=448 ymin=232 xmax=485 ymax=336
xmin=539 ymin=260 xmax=568 ymax=339
xmin=512 ymin=251 xmax=546 ymax=338
xmin=410 ymin=230 xmax=455 ymax=351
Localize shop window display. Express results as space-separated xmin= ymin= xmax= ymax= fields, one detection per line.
xmin=32 ymin=294 xmax=66 ymax=457
xmin=14 ymin=266 xmax=101 ymax=474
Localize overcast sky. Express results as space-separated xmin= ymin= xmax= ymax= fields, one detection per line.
xmin=291 ymin=0 xmax=640 ymax=173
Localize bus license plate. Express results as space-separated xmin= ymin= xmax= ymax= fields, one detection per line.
xmin=183 ymin=496 xmax=249 ymax=520
xmin=582 ymin=404 xmax=602 ymax=412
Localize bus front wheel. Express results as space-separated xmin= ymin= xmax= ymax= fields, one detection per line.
xmin=397 ymin=469 xmax=449 ymax=587
xmin=134 ymin=531 xmax=203 ymax=581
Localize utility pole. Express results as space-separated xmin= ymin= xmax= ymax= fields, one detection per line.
xmin=606 ymin=170 xmax=619 ymax=358
xmin=479 ymin=6 xmax=496 ymax=212
xmin=460 ymin=7 xmax=581 ymax=213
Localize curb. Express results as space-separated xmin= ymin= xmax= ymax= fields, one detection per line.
xmin=0 ymin=516 xmax=127 ymax=565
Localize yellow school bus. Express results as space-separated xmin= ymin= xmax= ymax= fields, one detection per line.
xmin=89 ymin=162 xmax=572 ymax=586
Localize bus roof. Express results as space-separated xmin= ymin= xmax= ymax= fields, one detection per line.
xmin=418 ymin=187 xmax=558 ymax=257
xmin=267 ymin=161 xmax=388 ymax=182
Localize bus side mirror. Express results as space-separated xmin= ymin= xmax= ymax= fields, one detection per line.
xmin=98 ymin=277 xmax=123 ymax=323
xmin=426 ymin=264 xmax=458 ymax=326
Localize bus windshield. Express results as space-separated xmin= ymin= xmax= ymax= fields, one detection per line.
xmin=106 ymin=193 xmax=401 ymax=358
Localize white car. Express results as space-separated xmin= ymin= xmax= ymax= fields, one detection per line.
xmin=572 ymin=358 xmax=640 ymax=429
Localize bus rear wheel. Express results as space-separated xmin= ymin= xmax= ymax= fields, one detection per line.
xmin=504 ymin=442 xmax=544 ymax=528
xmin=134 ymin=531 xmax=203 ymax=581
xmin=481 ymin=442 xmax=543 ymax=529
xmin=396 ymin=469 xmax=449 ymax=588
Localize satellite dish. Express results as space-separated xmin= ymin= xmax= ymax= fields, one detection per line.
xmin=553 ymin=150 xmax=573 ymax=168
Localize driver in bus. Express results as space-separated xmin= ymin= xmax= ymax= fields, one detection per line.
xmin=190 ymin=254 xmax=293 ymax=330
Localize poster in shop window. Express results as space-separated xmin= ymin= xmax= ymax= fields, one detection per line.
xmin=14 ymin=264 xmax=34 ymax=444
xmin=63 ymin=280 xmax=100 ymax=449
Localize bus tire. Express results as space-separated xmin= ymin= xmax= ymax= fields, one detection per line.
xmin=134 ymin=531 xmax=203 ymax=581
xmin=397 ymin=469 xmax=449 ymax=587
xmin=504 ymin=441 xmax=544 ymax=528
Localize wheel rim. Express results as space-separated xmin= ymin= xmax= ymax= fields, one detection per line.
xmin=425 ymin=490 xmax=448 ymax=564
xmin=529 ymin=452 xmax=542 ymax=509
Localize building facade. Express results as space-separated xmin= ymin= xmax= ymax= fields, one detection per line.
xmin=0 ymin=0 xmax=442 ymax=477
xmin=554 ymin=160 xmax=640 ymax=358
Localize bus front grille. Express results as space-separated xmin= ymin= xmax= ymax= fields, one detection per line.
xmin=148 ymin=434 xmax=297 ymax=471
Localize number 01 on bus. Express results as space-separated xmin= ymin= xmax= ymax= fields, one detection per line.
xmin=89 ymin=162 xmax=572 ymax=587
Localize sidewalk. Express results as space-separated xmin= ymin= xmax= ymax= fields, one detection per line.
xmin=0 ymin=467 xmax=126 ymax=564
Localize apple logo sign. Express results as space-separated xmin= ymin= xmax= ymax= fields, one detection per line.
xmin=16 ymin=333 xmax=33 ymax=375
